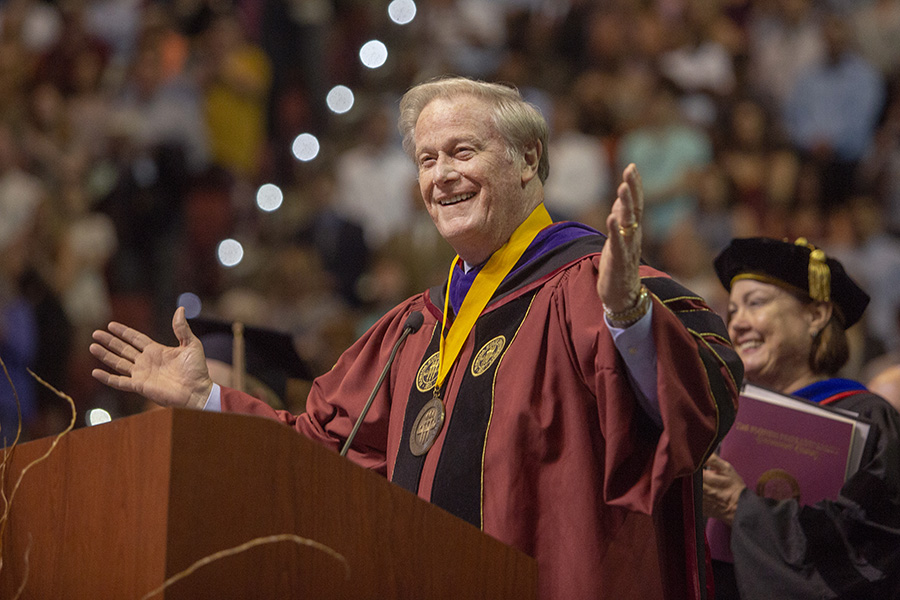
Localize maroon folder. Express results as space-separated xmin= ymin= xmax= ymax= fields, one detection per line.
xmin=706 ymin=383 xmax=869 ymax=562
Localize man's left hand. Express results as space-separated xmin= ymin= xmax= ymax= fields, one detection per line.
xmin=598 ymin=163 xmax=644 ymax=315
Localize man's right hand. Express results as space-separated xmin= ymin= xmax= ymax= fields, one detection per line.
xmin=90 ymin=306 xmax=213 ymax=410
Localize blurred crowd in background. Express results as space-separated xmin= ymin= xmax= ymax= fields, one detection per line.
xmin=2 ymin=0 xmax=900 ymax=442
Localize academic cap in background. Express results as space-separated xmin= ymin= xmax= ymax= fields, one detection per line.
xmin=188 ymin=316 xmax=316 ymax=401
xmin=713 ymin=237 xmax=870 ymax=328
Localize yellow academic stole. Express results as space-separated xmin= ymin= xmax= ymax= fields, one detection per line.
xmin=408 ymin=203 xmax=553 ymax=456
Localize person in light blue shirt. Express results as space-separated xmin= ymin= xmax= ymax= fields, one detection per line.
xmin=781 ymin=13 xmax=885 ymax=208
xmin=616 ymin=78 xmax=713 ymax=250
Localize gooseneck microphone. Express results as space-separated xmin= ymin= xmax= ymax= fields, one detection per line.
xmin=340 ymin=311 xmax=424 ymax=457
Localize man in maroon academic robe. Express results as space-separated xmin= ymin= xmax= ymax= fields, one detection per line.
xmin=91 ymin=77 xmax=741 ymax=600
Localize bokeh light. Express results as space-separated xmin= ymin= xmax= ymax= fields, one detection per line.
xmin=291 ymin=133 xmax=320 ymax=161
xmin=359 ymin=40 xmax=388 ymax=69
xmin=87 ymin=408 xmax=112 ymax=426
xmin=256 ymin=183 xmax=284 ymax=212
xmin=388 ymin=0 xmax=416 ymax=24
xmin=326 ymin=85 xmax=355 ymax=114
xmin=176 ymin=292 xmax=202 ymax=318
xmin=217 ymin=238 xmax=244 ymax=267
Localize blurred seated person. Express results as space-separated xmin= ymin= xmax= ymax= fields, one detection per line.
xmin=703 ymin=237 xmax=900 ymax=599
xmin=867 ymin=363 xmax=900 ymax=414
xmin=188 ymin=316 xmax=315 ymax=414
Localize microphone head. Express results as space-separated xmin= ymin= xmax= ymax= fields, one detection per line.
xmin=404 ymin=311 xmax=424 ymax=333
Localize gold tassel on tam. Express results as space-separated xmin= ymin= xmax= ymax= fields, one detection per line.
xmin=795 ymin=238 xmax=831 ymax=302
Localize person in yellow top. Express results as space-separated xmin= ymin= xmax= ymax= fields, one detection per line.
xmin=200 ymin=12 xmax=272 ymax=179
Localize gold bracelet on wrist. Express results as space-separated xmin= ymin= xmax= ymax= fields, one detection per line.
xmin=604 ymin=285 xmax=650 ymax=328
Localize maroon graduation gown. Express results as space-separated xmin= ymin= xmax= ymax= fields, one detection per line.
xmin=220 ymin=234 xmax=741 ymax=600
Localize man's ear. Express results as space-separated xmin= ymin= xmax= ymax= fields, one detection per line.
xmin=521 ymin=141 xmax=541 ymax=185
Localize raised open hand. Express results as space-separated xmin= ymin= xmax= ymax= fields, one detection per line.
xmin=598 ymin=163 xmax=645 ymax=316
xmin=90 ymin=307 xmax=213 ymax=410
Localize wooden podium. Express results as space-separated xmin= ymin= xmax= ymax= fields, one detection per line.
xmin=0 ymin=408 xmax=537 ymax=599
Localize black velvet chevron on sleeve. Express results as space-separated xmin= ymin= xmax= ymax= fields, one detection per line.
xmin=643 ymin=275 xmax=742 ymax=446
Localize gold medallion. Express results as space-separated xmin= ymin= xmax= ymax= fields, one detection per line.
xmin=756 ymin=468 xmax=801 ymax=502
xmin=471 ymin=335 xmax=506 ymax=377
xmin=416 ymin=352 xmax=440 ymax=392
xmin=409 ymin=397 xmax=445 ymax=456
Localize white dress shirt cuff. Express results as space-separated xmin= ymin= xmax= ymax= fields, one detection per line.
xmin=607 ymin=304 xmax=661 ymax=425
xmin=204 ymin=383 xmax=222 ymax=412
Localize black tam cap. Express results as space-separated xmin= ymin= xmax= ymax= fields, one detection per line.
xmin=713 ymin=237 xmax=870 ymax=328
xmin=188 ymin=316 xmax=315 ymax=400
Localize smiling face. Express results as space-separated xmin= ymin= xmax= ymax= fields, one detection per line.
xmin=727 ymin=279 xmax=830 ymax=393
xmin=413 ymin=95 xmax=541 ymax=264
